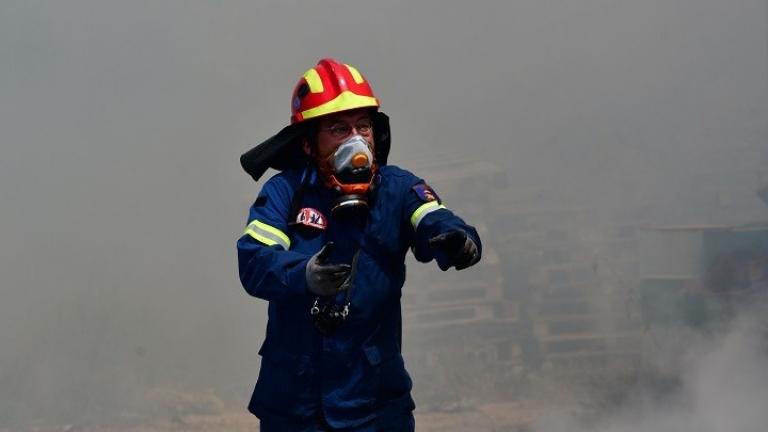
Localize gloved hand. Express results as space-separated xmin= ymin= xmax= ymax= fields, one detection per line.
xmin=428 ymin=230 xmax=480 ymax=270
xmin=305 ymin=242 xmax=352 ymax=296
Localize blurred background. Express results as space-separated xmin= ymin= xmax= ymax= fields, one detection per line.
xmin=1 ymin=0 xmax=767 ymax=430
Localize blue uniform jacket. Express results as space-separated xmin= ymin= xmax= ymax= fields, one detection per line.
xmin=237 ymin=164 xmax=481 ymax=429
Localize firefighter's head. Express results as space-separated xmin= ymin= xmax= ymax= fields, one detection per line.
xmin=239 ymin=59 xmax=390 ymax=188
xmin=290 ymin=59 xmax=380 ymax=200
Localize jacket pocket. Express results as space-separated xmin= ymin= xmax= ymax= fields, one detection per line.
xmin=363 ymin=344 xmax=413 ymax=403
xmin=250 ymin=345 xmax=316 ymax=418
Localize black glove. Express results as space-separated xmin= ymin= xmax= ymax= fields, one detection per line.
xmin=428 ymin=230 xmax=480 ymax=270
xmin=305 ymin=242 xmax=351 ymax=296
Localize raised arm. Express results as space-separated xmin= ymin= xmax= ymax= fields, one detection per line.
xmin=405 ymin=181 xmax=482 ymax=271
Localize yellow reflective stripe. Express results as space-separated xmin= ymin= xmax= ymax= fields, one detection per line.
xmin=303 ymin=68 xmax=324 ymax=93
xmin=345 ymin=64 xmax=365 ymax=84
xmin=410 ymin=201 xmax=447 ymax=230
xmin=243 ymin=220 xmax=291 ymax=250
xmin=300 ymin=91 xmax=378 ymax=120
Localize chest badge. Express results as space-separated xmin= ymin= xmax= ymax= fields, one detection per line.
xmin=296 ymin=207 xmax=327 ymax=230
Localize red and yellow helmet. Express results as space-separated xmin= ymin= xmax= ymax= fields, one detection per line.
xmin=240 ymin=59 xmax=391 ymax=184
xmin=290 ymin=58 xmax=380 ymax=124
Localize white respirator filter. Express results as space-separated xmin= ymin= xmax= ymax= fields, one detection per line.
xmin=333 ymin=135 xmax=373 ymax=174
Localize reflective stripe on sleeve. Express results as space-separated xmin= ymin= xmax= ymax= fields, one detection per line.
xmin=410 ymin=201 xmax=447 ymax=230
xmin=243 ymin=220 xmax=291 ymax=250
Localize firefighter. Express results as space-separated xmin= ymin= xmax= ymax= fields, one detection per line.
xmin=237 ymin=58 xmax=481 ymax=431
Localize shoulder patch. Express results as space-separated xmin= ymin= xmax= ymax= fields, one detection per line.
xmin=413 ymin=183 xmax=439 ymax=203
xmin=254 ymin=196 xmax=268 ymax=207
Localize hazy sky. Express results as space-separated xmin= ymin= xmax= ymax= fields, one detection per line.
xmin=1 ymin=0 xmax=767 ymax=426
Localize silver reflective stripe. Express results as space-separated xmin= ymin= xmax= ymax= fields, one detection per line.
xmin=410 ymin=201 xmax=447 ymax=230
xmin=243 ymin=219 xmax=291 ymax=250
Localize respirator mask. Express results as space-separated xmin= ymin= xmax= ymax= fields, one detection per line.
xmin=320 ymin=135 xmax=377 ymax=217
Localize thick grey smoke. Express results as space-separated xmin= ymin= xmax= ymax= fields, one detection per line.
xmin=1 ymin=0 xmax=767 ymax=428
xmin=534 ymin=312 xmax=768 ymax=432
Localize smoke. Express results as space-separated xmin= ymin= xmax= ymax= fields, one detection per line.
xmin=533 ymin=309 xmax=768 ymax=432
xmin=1 ymin=0 xmax=767 ymax=428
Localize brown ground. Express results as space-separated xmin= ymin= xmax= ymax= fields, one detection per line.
xmin=4 ymin=402 xmax=545 ymax=432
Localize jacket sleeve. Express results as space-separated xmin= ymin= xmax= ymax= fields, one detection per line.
xmin=237 ymin=174 xmax=311 ymax=301
xmin=404 ymin=179 xmax=482 ymax=270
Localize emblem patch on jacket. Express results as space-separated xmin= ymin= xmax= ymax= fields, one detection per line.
xmin=296 ymin=208 xmax=327 ymax=230
xmin=413 ymin=183 xmax=439 ymax=203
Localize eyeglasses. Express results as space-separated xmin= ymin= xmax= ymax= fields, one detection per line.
xmin=320 ymin=118 xmax=373 ymax=139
